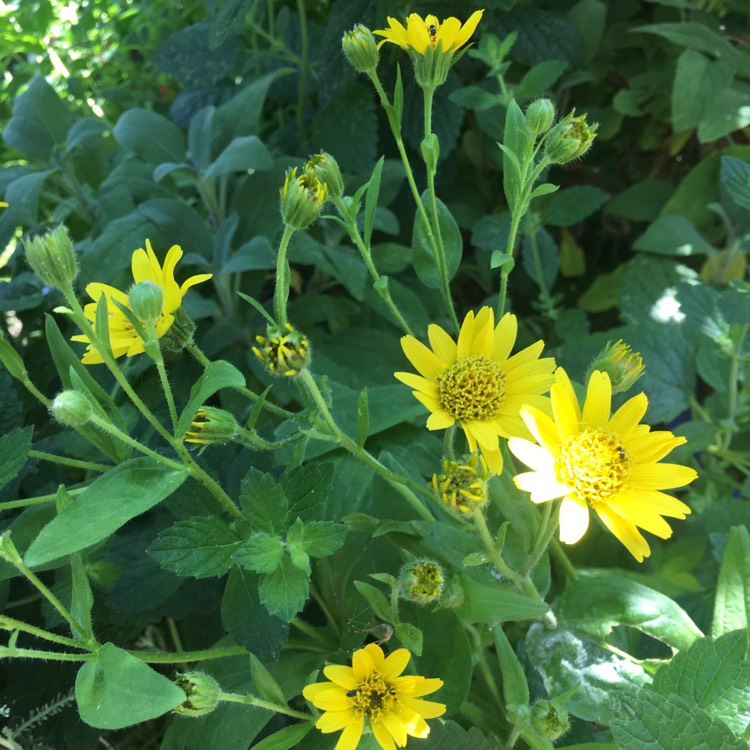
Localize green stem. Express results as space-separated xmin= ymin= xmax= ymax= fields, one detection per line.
xmin=219 ymin=692 xmax=312 ymax=722
xmin=291 ymin=616 xmax=337 ymax=647
xmin=549 ymin=538 xmax=579 ymax=581
xmin=28 ymin=450 xmax=110 ymax=473
xmin=274 ymin=224 xmax=297 ymax=327
xmin=473 ymin=509 xmax=540 ymax=599
xmin=295 ymin=0 xmax=309 ymax=148
xmin=520 ymin=501 xmax=559 ymax=578
xmin=310 ymin=584 xmax=341 ymax=638
xmin=443 ymin=424 xmax=457 ymax=461
xmin=0 ymin=615 xmax=90 ymax=650
xmin=130 ymin=645 xmax=249 ymax=664
xmin=298 ymin=370 xmax=434 ymax=519
xmin=19 ymin=373 xmax=52 ymax=408
xmin=153 ymin=345 xmax=179 ymax=432
xmin=0 ymin=646 xmax=90 ymax=661
xmin=0 ymin=488 xmax=85 ymax=512
xmin=722 ymin=324 xmax=747 ymax=451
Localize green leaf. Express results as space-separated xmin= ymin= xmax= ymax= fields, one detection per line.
xmin=355 ymin=387 xmax=369 ymax=449
xmin=280 ymin=462 xmax=334 ymax=523
xmin=720 ymin=156 xmax=750 ymax=210
xmin=502 ymin=99 xmax=531 ymax=210
xmin=204 ymin=135 xmax=273 ymax=178
xmin=544 ymin=186 xmax=608 ymax=227
xmin=249 ymin=652 xmax=287 ymax=706
xmin=250 ymin=723 xmax=314 ymax=750
xmin=24 ymin=459 xmax=189 ymax=567
xmin=608 ymin=177 xmax=673 ymax=222
xmin=528 ymin=183 xmax=559 ymax=200
xmin=526 ymin=623 xmax=649 ymax=724
xmin=425 ymin=720 xmax=505 ymax=749
xmin=187 ymin=106 xmax=215 ymax=171
xmin=0 ymin=426 xmax=32 ymax=491
xmin=672 ymin=50 xmax=733 ymax=133
xmin=493 ymin=624 xmax=530 ymax=708
xmin=177 ymin=360 xmax=246 ymax=436
xmin=609 ymin=688 xmax=746 ymax=750
xmin=448 ymin=85 xmax=500 ymax=111
xmin=234 ymin=533 xmax=284 ymax=574
xmin=147 ymin=517 xmax=242 ymax=578
xmin=239 ymin=468 xmax=289 ymax=534
xmin=558 ymin=574 xmax=702 ymax=650
xmin=411 ymin=194 xmax=462 ymax=290
xmin=651 ymin=630 xmax=750 ymax=737
xmin=364 ymin=157 xmax=384 ymax=249
xmin=394 ymin=622 xmax=423 ymax=656
xmin=94 ymin=294 xmax=112 ymax=360
xmin=113 ymin=108 xmax=186 ymax=164
xmin=299 ymin=522 xmax=348 ymax=558
xmin=258 ymin=556 xmax=309 ymax=621
xmin=75 ymin=643 xmax=185 ymax=729
xmin=456 ymin=576 xmax=549 ymax=623
xmin=354 ymin=580 xmax=393 ymax=623
xmin=214 ymin=72 xmax=280 ymax=146
xmin=69 ymin=547 xmax=95 ymax=642
xmin=221 ymin=567 xmax=288 ymax=658
xmin=633 ymin=215 xmax=714 ymax=256
xmin=515 ymin=59 xmax=568 ymax=98
xmin=712 ymin=525 xmax=750 ymax=637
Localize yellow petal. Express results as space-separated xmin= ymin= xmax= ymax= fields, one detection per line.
xmin=180 ymin=272 xmax=213 ymax=296
xmin=596 ymin=505 xmax=651 ymax=562
xmin=398 ymin=695 xmax=447 ymax=719
xmin=334 ymin=715 xmax=365 ymax=750
xmin=629 ymin=464 xmax=698 ymax=491
xmin=554 ymin=367 xmax=581 ymax=423
xmin=480 ymin=445 xmax=503 ymax=475
xmin=462 ymin=419 xmax=499 ymax=451
xmin=508 ymin=438 xmax=556 ymax=474
xmin=436 ymin=16 xmax=461 ymax=50
xmin=603 ymin=494 xmax=675 ymax=539
xmin=383 ymin=648 xmax=411 ymax=680
xmin=514 ymin=471 xmax=569 ymax=504
xmin=380 ymin=711 xmax=408 ymax=747
xmin=456 ymin=309 xmax=476 ymax=358
xmin=405 ymin=677 xmax=443 ymax=698
xmin=559 ymin=496 xmax=589 ymax=543
xmin=405 ymin=13 xmax=430 ymax=53
xmin=323 ymin=665 xmax=357 ymax=689
xmin=372 ymin=719 xmax=398 ymax=750
xmin=551 ymin=380 xmax=580 ymax=440
xmin=519 ymin=404 xmax=560 ymax=453
xmin=400 ymin=335 xmax=444 ymax=380
xmin=427 ymin=323 xmax=456 ymax=365
xmin=306 ymin=686 xmax=351 ymax=711
xmin=492 ymin=312 xmax=517 ymax=362
xmin=452 ymin=9 xmax=484 ymax=50
xmin=608 ymin=392 xmax=648 ymax=436
xmin=317 ymin=708 xmax=358 ymax=733
xmin=582 ymin=370 xmax=611 ymax=428
xmin=352 ymin=645 xmax=376 ymax=681
xmin=394 ymin=371 xmax=439 ymax=397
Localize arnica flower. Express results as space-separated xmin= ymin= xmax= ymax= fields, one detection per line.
xmin=71 ymin=240 xmax=212 ymax=364
xmin=374 ymin=11 xmax=483 ymax=89
xmin=395 ymin=307 xmax=556 ymax=474
xmin=432 ymin=454 xmax=490 ymax=514
xmin=508 ymin=369 xmax=698 ymax=562
xmin=303 ymin=642 xmax=445 ymax=750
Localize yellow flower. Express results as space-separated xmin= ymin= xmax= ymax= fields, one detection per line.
xmin=374 ymin=11 xmax=483 ymax=54
xmin=395 ymin=307 xmax=556 ymax=474
xmin=303 ymin=643 xmax=445 ymax=750
xmin=508 ymin=369 xmax=698 ymax=562
xmin=0 ymin=202 xmax=8 ymax=208
xmin=71 ymin=240 xmax=212 ymax=364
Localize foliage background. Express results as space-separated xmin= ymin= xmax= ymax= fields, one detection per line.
xmin=1 ymin=0 xmax=750 ymax=748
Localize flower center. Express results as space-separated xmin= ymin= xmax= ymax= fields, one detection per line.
xmin=555 ymin=429 xmax=631 ymax=506
xmin=437 ymin=355 xmax=506 ymax=421
xmin=349 ymin=672 xmax=397 ymax=720
xmin=434 ymin=459 xmax=487 ymax=513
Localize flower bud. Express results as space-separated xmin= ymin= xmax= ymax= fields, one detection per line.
xmin=128 ymin=281 xmax=164 ymax=324
xmin=252 ymin=322 xmax=311 ymax=377
xmin=530 ymin=700 xmax=570 ymax=741
xmin=431 ymin=454 xmax=490 ymax=514
xmin=544 ymin=112 xmax=598 ymax=165
xmin=51 ymin=390 xmax=92 ymax=427
xmin=160 ymin=306 xmax=196 ymax=353
xmin=399 ymin=560 xmax=445 ymax=604
xmin=174 ymin=672 xmax=222 ymax=717
xmin=23 ymin=226 xmax=78 ymax=289
xmin=184 ymin=407 xmax=239 ymax=445
xmin=307 ymin=152 xmax=345 ymax=201
xmin=280 ymin=167 xmax=327 ymax=230
xmin=587 ymin=341 xmax=644 ymax=394
xmin=526 ymin=98 xmax=555 ymax=136
xmin=342 ymin=24 xmax=380 ymax=74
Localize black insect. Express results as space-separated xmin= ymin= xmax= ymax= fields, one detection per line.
xmin=428 ymin=24 xmax=437 ymax=36
xmin=347 ymin=689 xmax=360 ymax=697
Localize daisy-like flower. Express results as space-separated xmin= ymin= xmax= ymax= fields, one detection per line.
xmin=374 ymin=11 xmax=483 ymax=54
xmin=508 ymin=368 xmax=698 ymax=562
xmin=303 ymin=643 xmax=445 ymax=750
xmin=395 ymin=307 xmax=556 ymax=474
xmin=71 ymin=239 xmax=212 ymax=364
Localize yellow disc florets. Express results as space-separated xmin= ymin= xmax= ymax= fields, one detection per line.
xmin=348 ymin=672 xmax=398 ymax=721
xmin=432 ymin=455 xmax=489 ymax=513
xmin=437 ymin=355 xmax=506 ymax=421
xmin=555 ymin=429 xmax=631 ymax=506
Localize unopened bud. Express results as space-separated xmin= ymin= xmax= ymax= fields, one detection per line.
xmin=128 ymin=281 xmax=164 ymax=324
xmin=432 ymin=454 xmax=490 ymax=515
xmin=174 ymin=672 xmax=222 ymax=717
xmin=307 ymin=152 xmax=345 ymax=201
xmin=252 ymin=322 xmax=311 ymax=377
xmin=526 ymin=98 xmax=555 ymax=136
xmin=160 ymin=307 xmax=196 ymax=353
xmin=23 ymin=226 xmax=78 ymax=288
xmin=399 ymin=560 xmax=444 ymax=604
xmin=185 ymin=407 xmax=238 ymax=445
xmin=280 ymin=167 xmax=327 ymax=230
xmin=587 ymin=341 xmax=644 ymax=394
xmin=544 ymin=112 xmax=597 ymax=165
xmin=51 ymin=390 xmax=92 ymax=427
xmin=342 ymin=24 xmax=380 ymax=74
xmin=531 ymin=700 xmax=570 ymax=741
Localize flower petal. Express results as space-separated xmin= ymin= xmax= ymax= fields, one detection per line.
xmin=559 ymin=496 xmax=590 ymax=544
xmin=383 ymin=648 xmax=411 ymax=680
xmin=400 ymin=335 xmax=444 ymax=380
xmin=427 ymin=323 xmax=456 ymax=365
xmin=596 ymin=504 xmax=651 ymax=562
xmin=582 ymin=370 xmax=611 ymax=429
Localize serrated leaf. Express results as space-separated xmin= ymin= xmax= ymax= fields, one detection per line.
xmin=0 ymin=426 xmax=32 ymax=491
xmin=651 ymin=630 xmax=750 ymax=737
xmin=425 ymin=720 xmax=505 ymax=749
xmin=558 ymin=575 xmax=702 ymax=650
xmin=25 ymin=459 xmax=189 ymax=567
xmin=712 ymin=525 xmax=750 ymax=637
xmin=177 ymin=360 xmax=246 ymax=436
xmin=258 ymin=556 xmax=309 ymax=621
xmin=234 ymin=533 xmax=284 ymax=574
xmin=300 ymin=522 xmax=348 ymax=558
xmin=76 ymin=643 xmax=185 ymax=729
xmin=609 ymin=687 xmax=746 ymax=750
xmin=720 ymin=156 xmax=750 ymax=210
xmin=147 ymin=517 xmax=242 ymax=578
xmin=280 ymin=463 xmax=334 ymax=522
xmin=239 ymin=468 xmax=289 ymax=534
